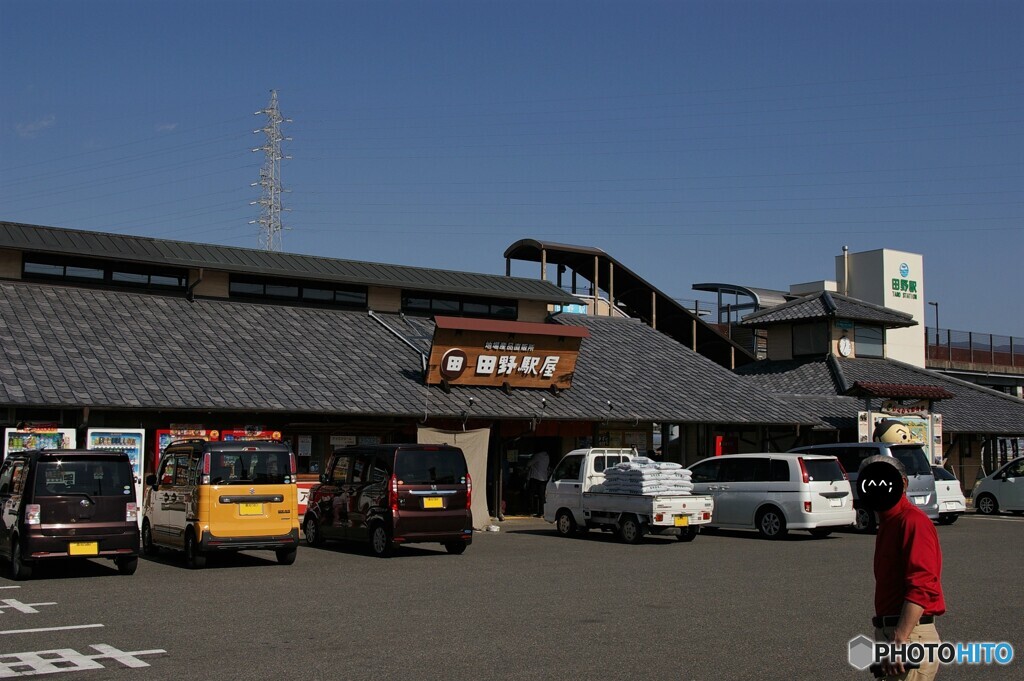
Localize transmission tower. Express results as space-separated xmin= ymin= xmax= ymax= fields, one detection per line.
xmin=250 ymin=90 xmax=292 ymax=251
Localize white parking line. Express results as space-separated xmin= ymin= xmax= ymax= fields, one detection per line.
xmin=0 ymin=601 xmax=56 ymax=616
xmin=0 ymin=588 xmax=20 ymax=591
xmin=0 ymin=625 xmax=103 ymax=636
xmin=0 ymin=643 xmax=165 ymax=676
xmin=960 ymin=514 xmax=1024 ymax=522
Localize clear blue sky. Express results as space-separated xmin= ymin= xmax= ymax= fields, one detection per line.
xmin=2 ymin=1 xmax=1021 ymax=336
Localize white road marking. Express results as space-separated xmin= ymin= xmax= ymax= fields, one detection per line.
xmin=0 ymin=625 xmax=103 ymax=636
xmin=0 ymin=588 xmax=21 ymax=591
xmin=960 ymin=514 xmax=1024 ymax=522
xmin=0 ymin=601 xmax=55 ymax=616
xmin=0 ymin=643 xmax=164 ymax=676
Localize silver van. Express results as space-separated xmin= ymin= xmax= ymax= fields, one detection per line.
xmin=789 ymin=443 xmax=938 ymax=531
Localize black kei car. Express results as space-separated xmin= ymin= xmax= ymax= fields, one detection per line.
xmin=0 ymin=449 xmax=140 ymax=580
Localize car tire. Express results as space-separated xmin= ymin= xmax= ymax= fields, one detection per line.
xmin=937 ymin=514 xmax=958 ymax=526
xmin=555 ymin=509 xmax=578 ymax=537
xmin=275 ymin=547 xmax=297 ymax=565
xmin=975 ymin=493 xmax=998 ymax=516
xmin=444 ymin=541 xmax=468 ymax=555
xmin=184 ymin=530 xmax=206 ymax=569
xmin=809 ymin=528 xmax=833 ymax=538
xmin=303 ymin=515 xmax=324 ymax=547
xmin=141 ymin=520 xmax=159 ymax=556
xmin=618 ymin=515 xmax=644 ymax=544
xmin=116 ymin=556 xmax=139 ymax=575
xmin=370 ymin=523 xmax=394 ymax=558
xmin=756 ymin=507 xmax=788 ymax=539
xmin=10 ymin=540 xmax=32 ymax=581
xmin=676 ymin=526 xmax=699 ymax=542
xmin=853 ymin=507 xmax=877 ymax=533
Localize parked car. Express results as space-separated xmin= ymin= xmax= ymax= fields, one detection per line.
xmin=688 ymin=453 xmax=855 ymax=539
xmin=931 ymin=466 xmax=966 ymax=525
xmin=790 ymin=442 xmax=939 ymax=532
xmin=973 ymin=456 xmax=1024 ymax=516
xmin=0 ymin=449 xmax=140 ymax=580
xmin=142 ymin=439 xmax=300 ymax=568
xmin=303 ymin=444 xmax=473 ymax=557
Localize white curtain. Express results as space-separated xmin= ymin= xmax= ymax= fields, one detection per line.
xmin=417 ymin=427 xmax=491 ymax=530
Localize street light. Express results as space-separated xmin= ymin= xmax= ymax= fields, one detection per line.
xmin=928 ymin=301 xmax=939 ymax=348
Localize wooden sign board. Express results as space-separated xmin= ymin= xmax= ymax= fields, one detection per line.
xmin=426 ymin=317 xmax=588 ymax=390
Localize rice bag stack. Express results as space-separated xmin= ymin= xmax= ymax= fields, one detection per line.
xmin=602 ymin=457 xmax=694 ymax=495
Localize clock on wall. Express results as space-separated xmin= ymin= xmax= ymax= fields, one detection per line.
xmin=837 ymin=336 xmax=853 ymax=357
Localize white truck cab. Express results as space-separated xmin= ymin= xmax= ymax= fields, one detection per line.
xmin=544 ymin=448 xmax=714 ymax=543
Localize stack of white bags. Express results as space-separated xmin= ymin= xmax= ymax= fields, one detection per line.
xmin=600 ymin=456 xmax=694 ymax=496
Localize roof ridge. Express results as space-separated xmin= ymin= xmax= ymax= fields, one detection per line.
xmin=881 ymin=357 xmax=1024 ymax=406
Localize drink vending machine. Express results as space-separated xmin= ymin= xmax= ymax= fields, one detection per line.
xmin=87 ymin=428 xmax=145 ymax=527
xmin=3 ymin=428 xmax=77 ymax=460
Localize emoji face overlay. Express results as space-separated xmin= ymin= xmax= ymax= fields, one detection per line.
xmin=857 ymin=461 xmax=905 ymax=512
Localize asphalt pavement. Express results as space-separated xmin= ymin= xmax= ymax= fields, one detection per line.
xmin=0 ymin=513 xmax=1021 ymax=680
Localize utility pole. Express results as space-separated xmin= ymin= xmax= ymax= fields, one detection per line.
xmin=250 ymin=90 xmax=292 ymax=251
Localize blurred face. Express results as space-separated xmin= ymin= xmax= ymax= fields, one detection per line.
xmin=858 ymin=461 xmax=907 ymax=512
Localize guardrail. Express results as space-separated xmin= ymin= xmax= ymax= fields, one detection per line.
xmin=925 ymin=327 xmax=1023 ymax=368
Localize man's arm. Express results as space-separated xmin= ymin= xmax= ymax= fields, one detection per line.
xmin=893 ymin=600 xmax=925 ymax=643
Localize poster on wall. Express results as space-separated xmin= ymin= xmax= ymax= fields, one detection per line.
xmin=858 ymin=411 xmax=943 ymax=464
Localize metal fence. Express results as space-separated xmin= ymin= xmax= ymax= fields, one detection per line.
xmin=925 ymin=327 xmax=1024 ymax=367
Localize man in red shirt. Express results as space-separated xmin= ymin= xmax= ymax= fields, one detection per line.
xmin=859 ymin=455 xmax=945 ymax=680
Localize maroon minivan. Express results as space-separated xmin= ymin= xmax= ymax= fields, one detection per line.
xmin=303 ymin=444 xmax=473 ymax=557
xmin=0 ymin=449 xmax=140 ymax=580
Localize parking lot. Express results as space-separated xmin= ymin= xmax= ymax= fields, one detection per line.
xmin=0 ymin=513 xmax=1020 ymax=680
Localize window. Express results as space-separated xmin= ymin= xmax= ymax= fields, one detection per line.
xmin=351 ymin=456 xmax=371 ymax=484
xmin=159 ymin=457 xmax=176 ymax=485
xmin=35 ymin=459 xmax=133 ymax=497
xmin=770 ymin=459 xmax=791 ymax=482
xmin=23 ymin=255 xmax=187 ymax=291
xmin=331 ymin=455 xmax=351 ymax=484
xmin=173 ymin=454 xmax=191 ymax=486
xmin=803 ymin=458 xmax=845 ymax=482
xmin=394 ymin=450 xmax=468 ymax=484
xmin=0 ymin=462 xmax=14 ymax=495
xmin=690 ymin=460 xmax=720 ymax=483
xmin=229 ymin=275 xmax=367 ymax=309
xmin=792 ymin=322 xmax=828 ymax=357
xmin=551 ymin=455 xmax=583 ymax=482
xmin=855 ymin=325 xmax=885 ymax=358
xmin=891 ymin=446 xmax=931 ymax=476
xmin=209 ymin=451 xmax=291 ymax=485
xmin=401 ymin=292 xmax=518 ymax=320
xmin=932 ymin=467 xmax=956 ymax=481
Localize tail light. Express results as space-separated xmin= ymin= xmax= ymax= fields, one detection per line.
xmin=388 ymin=474 xmax=399 ymax=513
xmin=288 ymin=452 xmax=297 ymax=483
xmin=201 ymin=452 xmax=211 ymax=484
xmin=126 ymin=502 xmax=138 ymax=523
xmin=797 ymin=457 xmax=810 ymax=484
xmin=26 ymin=504 xmax=41 ymax=525
xmin=836 ymin=459 xmax=850 ymax=481
xmin=804 ymin=501 xmax=812 ymax=513
xmin=465 ymin=473 xmax=472 ymax=510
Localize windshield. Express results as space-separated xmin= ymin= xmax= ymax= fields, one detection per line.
xmin=891 ymin=446 xmax=932 ymax=476
xmin=210 ymin=451 xmax=290 ymax=485
xmin=34 ymin=459 xmax=133 ymax=497
xmin=395 ymin=450 xmax=467 ymax=485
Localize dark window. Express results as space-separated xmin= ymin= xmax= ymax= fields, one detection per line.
xmin=351 ymin=456 xmax=372 ymax=484
xmin=34 ymin=458 xmax=133 ymax=497
xmin=230 ymin=275 xmax=366 ymax=309
xmin=400 ymin=291 xmax=519 ymax=320
xmin=690 ymin=460 xmax=720 ymax=483
xmin=209 ymin=450 xmax=291 ymax=485
xmin=931 ymin=467 xmax=956 ymax=481
xmin=302 ymin=288 xmax=334 ymax=301
xmin=836 ymin=448 xmax=869 ymax=476
xmin=0 ymin=461 xmax=14 ymax=495
xmin=855 ymin=325 xmax=885 ymax=358
xmin=265 ymin=284 xmax=299 ymax=299
xmin=891 ymin=446 xmax=931 ymax=476
xmin=771 ymin=459 xmax=791 ymax=482
xmin=112 ymin=271 xmax=149 ymax=284
xmin=330 ymin=455 xmax=351 ymax=484
xmin=23 ymin=255 xmax=187 ymax=292
xmin=793 ymin=322 xmax=828 ymax=357
xmin=403 ymin=296 xmax=431 ymax=311
xmin=803 ymin=458 xmax=845 ymax=482
xmin=65 ymin=265 xmax=104 ymax=280
xmin=463 ymin=301 xmax=490 ymax=316
xmin=394 ymin=450 xmax=468 ymax=484
xmin=23 ymin=262 xmax=64 ymax=277
xmin=551 ymin=455 xmax=583 ymax=482
xmin=230 ymin=281 xmax=264 ymax=296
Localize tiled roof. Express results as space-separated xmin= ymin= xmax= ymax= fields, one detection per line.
xmin=735 ymin=356 xmax=1024 ymax=435
xmin=740 ymin=291 xmax=916 ymax=328
xmin=0 ymin=281 xmax=813 ymax=425
xmin=845 ymin=381 xmax=955 ymax=400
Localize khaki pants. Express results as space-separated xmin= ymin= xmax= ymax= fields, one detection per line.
xmin=873 ymin=622 xmax=941 ymax=681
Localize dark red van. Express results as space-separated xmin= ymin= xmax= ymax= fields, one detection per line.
xmin=0 ymin=449 xmax=140 ymax=580
xmin=303 ymin=444 xmax=473 ymax=557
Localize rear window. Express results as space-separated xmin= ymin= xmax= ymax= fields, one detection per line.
xmin=932 ymin=467 xmax=956 ymax=481
xmin=34 ymin=458 xmax=133 ymax=497
xmin=891 ymin=446 xmax=932 ymax=476
xmin=395 ymin=450 xmax=467 ymax=485
xmin=802 ymin=458 xmax=845 ymax=482
xmin=209 ymin=450 xmax=290 ymax=485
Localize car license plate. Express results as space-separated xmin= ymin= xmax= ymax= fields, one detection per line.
xmin=422 ymin=497 xmax=443 ymax=509
xmin=68 ymin=541 xmax=98 ymax=556
xmin=944 ymin=501 xmax=958 ymax=510
xmin=913 ymin=496 xmax=926 ymax=505
xmin=829 ymin=498 xmax=843 ymax=507
xmin=674 ymin=516 xmax=689 ymax=527
xmin=239 ymin=502 xmax=263 ymax=516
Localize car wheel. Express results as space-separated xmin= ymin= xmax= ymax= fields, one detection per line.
xmin=975 ymin=493 xmax=998 ymax=516
xmin=141 ymin=520 xmax=159 ymax=556
xmin=853 ymin=507 xmax=877 ymax=533
xmin=937 ymin=514 xmax=958 ymax=526
xmin=809 ymin=528 xmax=832 ymax=538
xmin=444 ymin=541 xmax=468 ymax=555
xmin=303 ymin=515 xmax=324 ymax=547
xmin=184 ymin=531 xmax=206 ymax=569
xmin=676 ymin=526 xmax=699 ymax=542
xmin=116 ymin=556 xmax=139 ymax=575
xmin=10 ymin=540 xmax=32 ymax=581
xmin=756 ymin=507 xmax=788 ymax=539
xmin=370 ymin=523 xmax=394 ymax=558
xmin=275 ymin=547 xmax=297 ymax=565
xmin=555 ymin=509 xmax=578 ymax=537
xmin=618 ymin=515 xmax=644 ymax=544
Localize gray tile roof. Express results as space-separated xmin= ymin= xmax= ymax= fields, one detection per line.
xmin=0 ymin=281 xmax=813 ymax=425
xmin=0 ymin=221 xmax=580 ymax=304
xmin=740 ymin=291 xmax=916 ymax=328
xmin=735 ymin=356 xmax=1024 ymax=435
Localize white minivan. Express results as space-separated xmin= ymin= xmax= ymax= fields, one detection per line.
xmin=688 ymin=453 xmax=855 ymax=539
xmin=973 ymin=456 xmax=1024 ymax=516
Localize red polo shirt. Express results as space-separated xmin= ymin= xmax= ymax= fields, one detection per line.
xmin=874 ymin=496 xmax=946 ymax=617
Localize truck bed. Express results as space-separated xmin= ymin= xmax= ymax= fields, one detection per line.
xmin=581 ymin=491 xmax=714 ymax=525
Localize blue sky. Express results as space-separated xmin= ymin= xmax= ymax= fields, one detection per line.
xmin=2 ymin=1 xmax=1022 ymax=336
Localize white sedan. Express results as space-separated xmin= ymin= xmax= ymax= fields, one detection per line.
xmin=931 ymin=466 xmax=966 ymax=525
xmin=972 ymin=457 xmax=1024 ymax=516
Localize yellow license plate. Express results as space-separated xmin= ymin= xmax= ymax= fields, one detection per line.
xmin=422 ymin=497 xmax=443 ymax=509
xmin=674 ymin=516 xmax=689 ymax=527
xmin=69 ymin=541 xmax=98 ymax=556
xmin=239 ymin=502 xmax=264 ymax=516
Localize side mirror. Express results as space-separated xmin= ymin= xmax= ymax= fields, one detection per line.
xmin=145 ymin=474 xmax=157 ymax=488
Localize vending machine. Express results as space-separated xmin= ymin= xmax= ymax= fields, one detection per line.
xmin=87 ymin=428 xmax=145 ymax=526
xmin=220 ymin=428 xmax=282 ymax=442
xmin=3 ymin=428 xmax=77 ymax=461
xmin=153 ymin=428 xmax=219 ymax=471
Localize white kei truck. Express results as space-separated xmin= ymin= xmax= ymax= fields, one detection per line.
xmin=543 ymin=448 xmax=714 ymax=543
